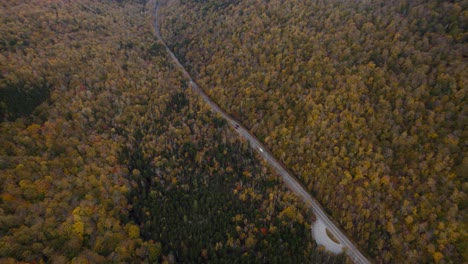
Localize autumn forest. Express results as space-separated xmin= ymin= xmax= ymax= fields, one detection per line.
xmin=0 ymin=0 xmax=466 ymax=263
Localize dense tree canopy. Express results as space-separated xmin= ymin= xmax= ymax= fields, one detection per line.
xmin=158 ymin=0 xmax=467 ymax=262
xmin=0 ymin=0 xmax=346 ymax=262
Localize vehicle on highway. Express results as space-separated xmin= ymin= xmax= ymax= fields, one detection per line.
xmin=153 ymin=4 xmax=370 ymax=261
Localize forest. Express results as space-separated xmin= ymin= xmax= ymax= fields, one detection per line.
xmin=157 ymin=0 xmax=467 ymax=263
xmin=0 ymin=0 xmax=347 ymax=263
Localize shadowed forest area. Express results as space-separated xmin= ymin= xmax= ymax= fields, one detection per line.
xmin=158 ymin=0 xmax=466 ymax=263
xmin=0 ymin=0 xmax=346 ymax=263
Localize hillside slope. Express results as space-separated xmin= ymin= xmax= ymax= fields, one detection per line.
xmin=0 ymin=0 xmax=346 ymax=262
xmin=158 ymin=0 xmax=467 ymax=262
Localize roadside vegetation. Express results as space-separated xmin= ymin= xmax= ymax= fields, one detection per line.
xmin=0 ymin=0 xmax=346 ymax=262
xmin=158 ymin=0 xmax=466 ymax=262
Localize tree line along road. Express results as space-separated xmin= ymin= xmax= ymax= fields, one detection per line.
xmin=151 ymin=1 xmax=371 ymax=263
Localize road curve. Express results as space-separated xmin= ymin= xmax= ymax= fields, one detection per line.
xmin=151 ymin=1 xmax=371 ymax=263
xmin=313 ymin=219 xmax=344 ymax=254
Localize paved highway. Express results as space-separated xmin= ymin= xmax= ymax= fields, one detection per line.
xmin=152 ymin=1 xmax=371 ymax=263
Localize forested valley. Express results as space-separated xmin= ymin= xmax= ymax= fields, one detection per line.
xmin=0 ymin=0 xmax=350 ymax=263
xmin=157 ymin=0 xmax=467 ymax=263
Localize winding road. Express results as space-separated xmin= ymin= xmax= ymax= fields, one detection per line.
xmin=151 ymin=1 xmax=371 ymax=263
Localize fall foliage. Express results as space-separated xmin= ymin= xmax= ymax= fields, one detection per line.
xmin=0 ymin=0 xmax=346 ymax=262
xmin=158 ymin=0 xmax=467 ymax=262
